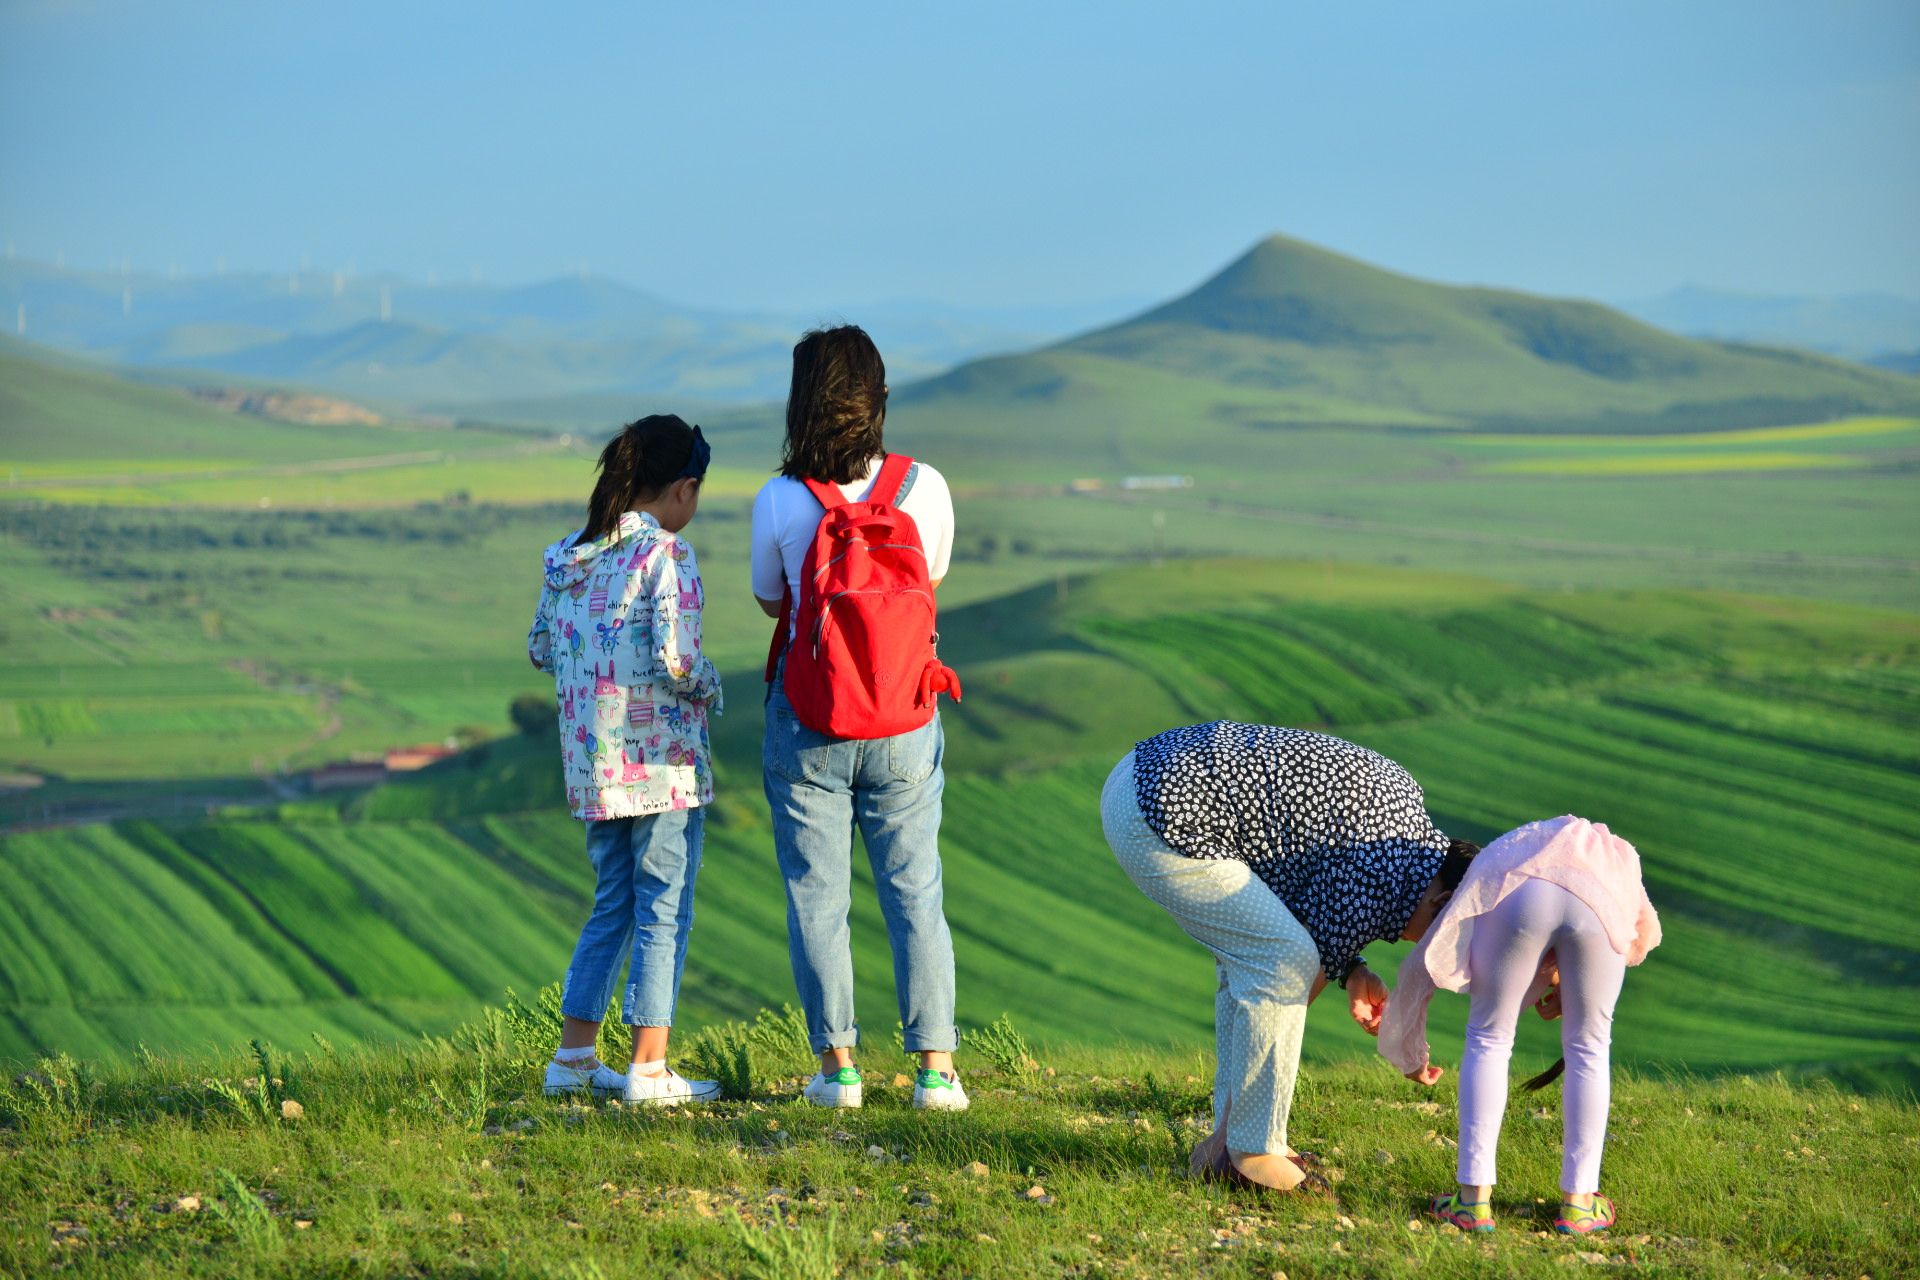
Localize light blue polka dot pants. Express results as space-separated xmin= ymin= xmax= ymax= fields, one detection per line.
xmin=1102 ymin=752 xmax=1316 ymax=1155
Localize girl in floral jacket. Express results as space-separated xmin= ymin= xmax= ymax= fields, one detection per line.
xmin=526 ymin=414 xmax=724 ymax=1106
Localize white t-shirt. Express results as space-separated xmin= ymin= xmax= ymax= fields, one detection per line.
xmin=750 ymin=458 xmax=956 ymax=614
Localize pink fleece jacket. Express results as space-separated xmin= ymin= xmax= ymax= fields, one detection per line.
xmin=1378 ymin=815 xmax=1661 ymax=1075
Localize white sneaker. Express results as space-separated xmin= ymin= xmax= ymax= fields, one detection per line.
xmin=542 ymin=1056 xmax=628 ymax=1097
xmin=622 ymin=1067 xmax=722 ymax=1107
xmin=803 ymin=1066 xmax=864 ymax=1108
xmin=912 ymin=1068 xmax=969 ymax=1111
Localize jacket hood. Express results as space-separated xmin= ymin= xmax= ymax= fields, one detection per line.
xmin=543 ymin=511 xmax=656 ymax=591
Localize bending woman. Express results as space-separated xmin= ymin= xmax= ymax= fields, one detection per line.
xmin=1101 ymin=720 xmax=1477 ymax=1192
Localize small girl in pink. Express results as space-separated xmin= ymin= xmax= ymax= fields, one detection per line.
xmin=1378 ymin=815 xmax=1660 ymax=1235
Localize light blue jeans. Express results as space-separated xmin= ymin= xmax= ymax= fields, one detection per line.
xmin=559 ymin=806 xmax=705 ymax=1027
xmin=762 ymin=679 xmax=958 ymax=1054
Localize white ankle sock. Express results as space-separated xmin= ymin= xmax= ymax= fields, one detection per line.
xmin=554 ymin=1046 xmax=598 ymax=1065
xmin=632 ymin=1058 xmax=667 ymax=1077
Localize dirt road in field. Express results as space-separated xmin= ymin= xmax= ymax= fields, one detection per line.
xmin=228 ymin=659 xmax=346 ymax=798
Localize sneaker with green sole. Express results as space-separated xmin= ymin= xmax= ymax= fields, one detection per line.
xmin=803 ymin=1066 xmax=863 ymax=1108
xmin=912 ymin=1068 xmax=969 ymax=1112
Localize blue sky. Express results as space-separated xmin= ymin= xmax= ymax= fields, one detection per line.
xmin=2 ymin=1 xmax=1916 ymax=309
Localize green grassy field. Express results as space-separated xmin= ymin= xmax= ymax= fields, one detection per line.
xmin=5 ymin=561 xmax=1915 ymax=1097
xmin=2 ymin=1022 xmax=1913 ymax=1279
xmin=3 ymin=386 xmax=1915 ymax=789
xmin=3 ymin=288 xmax=1918 ymax=1101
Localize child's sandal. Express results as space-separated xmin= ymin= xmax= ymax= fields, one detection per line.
xmin=1554 ymin=1193 xmax=1616 ymax=1235
xmin=1428 ymin=1192 xmax=1495 ymax=1233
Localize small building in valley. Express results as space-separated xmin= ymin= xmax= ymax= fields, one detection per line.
xmin=384 ymin=744 xmax=457 ymax=772
xmin=306 ymin=759 xmax=390 ymax=792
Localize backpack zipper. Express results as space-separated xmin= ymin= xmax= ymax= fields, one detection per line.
xmin=813 ymin=542 xmax=927 ymax=584
xmin=812 ymin=588 xmax=935 ymax=658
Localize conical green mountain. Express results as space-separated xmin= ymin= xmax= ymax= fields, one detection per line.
xmin=907 ymin=235 xmax=1920 ymax=439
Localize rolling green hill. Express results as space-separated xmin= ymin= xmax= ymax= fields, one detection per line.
xmin=0 ymin=338 xmax=509 ymax=469
xmin=6 ymin=562 xmax=1915 ymax=1094
xmin=907 ymin=236 xmax=1920 ymax=444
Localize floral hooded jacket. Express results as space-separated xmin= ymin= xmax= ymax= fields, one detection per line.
xmin=527 ymin=511 xmax=723 ymax=821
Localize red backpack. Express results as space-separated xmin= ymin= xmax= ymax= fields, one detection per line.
xmin=766 ymin=453 xmax=962 ymax=739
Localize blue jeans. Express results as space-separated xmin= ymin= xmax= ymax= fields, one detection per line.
xmin=559 ymin=806 xmax=704 ymax=1027
xmin=763 ymin=680 xmax=958 ymax=1054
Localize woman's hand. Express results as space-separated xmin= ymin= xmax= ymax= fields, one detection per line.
xmin=1405 ymin=1063 xmax=1445 ymax=1086
xmin=1534 ymin=955 xmax=1562 ymax=1020
xmin=1345 ymin=965 xmax=1389 ymax=1036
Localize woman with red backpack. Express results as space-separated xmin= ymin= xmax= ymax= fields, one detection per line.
xmin=751 ymin=325 xmax=969 ymax=1112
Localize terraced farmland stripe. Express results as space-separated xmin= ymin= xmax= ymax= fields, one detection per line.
xmin=0 ymin=825 xmax=315 ymax=1004
xmin=114 ymin=821 xmax=346 ymax=999
xmin=444 ymin=815 xmax=585 ymax=906
xmin=1489 ymin=702 xmax=1920 ymax=842
xmin=1609 ymin=681 xmax=1920 ymax=775
xmin=0 ymin=862 xmax=69 ymax=1003
xmin=167 ymin=822 xmax=465 ymax=999
xmin=1569 ymin=697 xmax=1920 ymax=823
xmin=1377 ymin=713 xmax=1919 ymax=945
xmin=305 ymin=822 xmax=569 ymax=992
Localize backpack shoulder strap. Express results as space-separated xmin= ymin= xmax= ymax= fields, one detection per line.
xmin=871 ymin=453 xmax=917 ymax=509
xmin=801 ymin=455 xmax=918 ymax=511
xmin=801 ymin=476 xmax=846 ymax=510
xmin=892 ymin=460 xmax=920 ymax=506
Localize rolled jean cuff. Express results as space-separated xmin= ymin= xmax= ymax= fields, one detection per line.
xmin=903 ymin=1029 xmax=959 ymax=1053
xmin=559 ymin=976 xmax=612 ymax=1023
xmin=622 ymin=987 xmax=677 ymax=1028
xmin=809 ymin=1029 xmax=860 ymax=1053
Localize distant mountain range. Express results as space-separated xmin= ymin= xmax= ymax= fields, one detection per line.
xmin=0 ymin=258 xmax=1139 ymax=414
xmin=902 ymin=236 xmax=1920 ymax=447
xmin=6 ymin=240 xmax=1915 ymax=438
xmin=1616 ymin=284 xmax=1920 ymax=367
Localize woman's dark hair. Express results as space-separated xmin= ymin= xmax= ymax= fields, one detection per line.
xmin=575 ymin=414 xmax=698 ymax=545
xmin=781 ymin=325 xmax=888 ymax=484
xmin=1437 ymin=837 xmax=1480 ymax=892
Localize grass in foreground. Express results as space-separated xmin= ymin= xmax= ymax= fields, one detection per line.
xmin=2 ymin=1006 xmax=1914 ymax=1279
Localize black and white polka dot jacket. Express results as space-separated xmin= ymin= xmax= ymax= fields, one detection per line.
xmin=1133 ymin=721 xmax=1448 ymax=982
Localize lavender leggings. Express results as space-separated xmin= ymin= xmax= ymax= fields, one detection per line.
xmin=1458 ymin=876 xmax=1626 ymax=1194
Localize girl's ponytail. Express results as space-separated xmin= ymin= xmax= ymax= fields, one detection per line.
xmin=1522 ymin=1057 xmax=1566 ymax=1092
xmin=574 ymin=415 xmax=699 ymax=545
